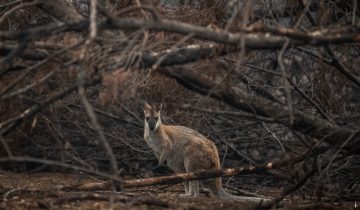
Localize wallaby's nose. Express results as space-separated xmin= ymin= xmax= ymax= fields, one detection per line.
xmin=149 ymin=122 xmax=156 ymax=130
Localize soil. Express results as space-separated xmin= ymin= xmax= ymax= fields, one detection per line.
xmin=0 ymin=172 xmax=271 ymax=210
xmin=0 ymin=172 xmax=351 ymax=210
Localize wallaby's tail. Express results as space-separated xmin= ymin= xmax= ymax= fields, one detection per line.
xmin=204 ymin=177 xmax=272 ymax=205
xmin=218 ymin=189 xmax=272 ymax=205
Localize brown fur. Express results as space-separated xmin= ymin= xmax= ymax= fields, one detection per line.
xmin=143 ymin=103 xmax=228 ymax=198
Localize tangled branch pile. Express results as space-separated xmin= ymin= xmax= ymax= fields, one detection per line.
xmin=0 ymin=0 xmax=359 ymax=209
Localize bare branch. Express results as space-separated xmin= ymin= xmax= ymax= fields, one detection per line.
xmin=158 ymin=66 xmax=360 ymax=148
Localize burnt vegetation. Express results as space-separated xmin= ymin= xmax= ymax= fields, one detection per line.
xmin=0 ymin=0 xmax=359 ymax=209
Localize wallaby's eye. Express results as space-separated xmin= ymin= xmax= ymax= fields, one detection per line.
xmin=154 ymin=116 xmax=158 ymax=120
xmin=145 ymin=117 xmax=149 ymax=121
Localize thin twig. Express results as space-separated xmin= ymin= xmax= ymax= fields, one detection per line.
xmin=0 ymin=1 xmax=43 ymax=25
xmin=277 ymin=0 xmax=312 ymax=125
xmin=77 ymin=2 xmax=117 ymax=209
xmin=0 ymin=134 xmax=13 ymax=157
xmin=352 ymin=0 xmax=357 ymax=25
xmin=0 ymin=41 xmax=84 ymax=97
xmin=0 ymin=0 xmax=23 ymax=8
xmin=0 ymin=156 xmax=122 ymax=182
xmin=0 ymin=76 xmax=101 ymax=135
xmin=1 ymin=71 xmax=55 ymax=100
xmin=262 ymin=122 xmax=285 ymax=154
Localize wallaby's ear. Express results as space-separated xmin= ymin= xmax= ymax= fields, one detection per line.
xmin=159 ymin=103 xmax=162 ymax=112
xmin=144 ymin=102 xmax=151 ymax=113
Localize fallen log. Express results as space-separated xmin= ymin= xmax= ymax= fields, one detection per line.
xmin=71 ymin=148 xmax=313 ymax=191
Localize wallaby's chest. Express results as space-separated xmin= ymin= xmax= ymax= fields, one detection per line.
xmin=144 ymin=134 xmax=162 ymax=151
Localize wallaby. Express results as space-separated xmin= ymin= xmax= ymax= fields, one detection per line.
xmin=143 ymin=103 xmax=271 ymax=203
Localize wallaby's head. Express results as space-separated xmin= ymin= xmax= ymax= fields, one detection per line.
xmin=143 ymin=103 xmax=162 ymax=131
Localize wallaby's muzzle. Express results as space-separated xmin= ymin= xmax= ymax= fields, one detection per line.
xmin=148 ymin=119 xmax=156 ymax=130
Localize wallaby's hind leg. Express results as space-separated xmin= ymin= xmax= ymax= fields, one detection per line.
xmin=189 ymin=180 xmax=199 ymax=197
xmin=184 ymin=181 xmax=190 ymax=194
xmin=179 ymin=181 xmax=190 ymax=197
xmin=184 ymin=154 xmax=200 ymax=197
